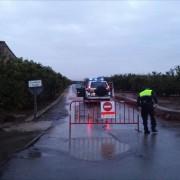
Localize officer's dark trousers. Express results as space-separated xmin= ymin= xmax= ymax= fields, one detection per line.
xmin=141 ymin=107 xmax=156 ymax=131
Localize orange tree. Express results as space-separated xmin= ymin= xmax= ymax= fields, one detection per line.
xmin=106 ymin=66 xmax=180 ymax=96
xmin=0 ymin=56 xmax=70 ymax=111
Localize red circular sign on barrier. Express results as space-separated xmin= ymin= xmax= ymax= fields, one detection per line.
xmin=103 ymin=102 xmax=112 ymax=112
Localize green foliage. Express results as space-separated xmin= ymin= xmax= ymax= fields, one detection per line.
xmin=107 ymin=66 xmax=180 ymax=96
xmin=0 ymin=57 xmax=70 ymax=111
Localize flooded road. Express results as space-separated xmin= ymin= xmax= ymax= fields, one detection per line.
xmin=0 ymin=85 xmax=180 ymax=180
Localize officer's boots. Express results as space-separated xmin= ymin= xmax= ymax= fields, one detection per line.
xmin=152 ymin=128 xmax=158 ymax=133
xmin=144 ymin=127 xmax=150 ymax=134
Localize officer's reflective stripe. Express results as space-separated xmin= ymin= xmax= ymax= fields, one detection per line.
xmin=139 ymin=89 xmax=152 ymax=97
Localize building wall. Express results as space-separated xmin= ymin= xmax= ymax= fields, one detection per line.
xmin=0 ymin=41 xmax=17 ymax=61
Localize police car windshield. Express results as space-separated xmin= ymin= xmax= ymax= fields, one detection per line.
xmin=91 ymin=81 xmax=107 ymax=88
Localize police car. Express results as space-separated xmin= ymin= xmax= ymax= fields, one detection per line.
xmin=84 ymin=77 xmax=113 ymax=100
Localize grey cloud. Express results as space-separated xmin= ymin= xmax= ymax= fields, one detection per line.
xmin=0 ymin=1 xmax=180 ymax=79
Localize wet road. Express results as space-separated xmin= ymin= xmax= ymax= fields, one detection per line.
xmin=1 ymin=85 xmax=180 ymax=180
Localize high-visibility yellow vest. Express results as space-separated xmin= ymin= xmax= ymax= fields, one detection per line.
xmin=139 ymin=89 xmax=152 ymax=97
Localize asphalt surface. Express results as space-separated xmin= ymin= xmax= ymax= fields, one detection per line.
xmin=0 ymin=85 xmax=180 ymax=180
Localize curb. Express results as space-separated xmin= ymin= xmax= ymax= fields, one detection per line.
xmin=25 ymin=91 xmax=66 ymax=122
xmin=115 ymin=95 xmax=180 ymax=121
xmin=115 ymin=94 xmax=180 ymax=112
xmin=19 ymin=125 xmax=53 ymax=150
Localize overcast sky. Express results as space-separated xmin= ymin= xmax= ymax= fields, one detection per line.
xmin=0 ymin=0 xmax=180 ymax=80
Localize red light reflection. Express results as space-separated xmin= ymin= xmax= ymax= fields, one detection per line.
xmin=104 ymin=122 xmax=111 ymax=131
xmin=106 ymin=123 xmax=111 ymax=130
xmin=87 ymin=118 xmax=93 ymax=137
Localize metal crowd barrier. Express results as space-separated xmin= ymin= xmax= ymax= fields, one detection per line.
xmin=69 ymin=100 xmax=140 ymax=137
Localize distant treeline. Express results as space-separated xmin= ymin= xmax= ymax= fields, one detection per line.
xmin=106 ymin=66 xmax=180 ymax=96
xmin=0 ymin=56 xmax=70 ymax=111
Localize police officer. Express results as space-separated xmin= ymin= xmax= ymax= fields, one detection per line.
xmin=137 ymin=87 xmax=158 ymax=134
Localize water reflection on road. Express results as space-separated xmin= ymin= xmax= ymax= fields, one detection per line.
xmin=69 ymin=136 xmax=129 ymax=161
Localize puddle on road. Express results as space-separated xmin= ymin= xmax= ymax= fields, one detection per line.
xmin=17 ymin=137 xmax=130 ymax=162
xmin=69 ymin=137 xmax=130 ymax=161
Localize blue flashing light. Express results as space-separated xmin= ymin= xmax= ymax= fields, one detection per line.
xmin=88 ymin=77 xmax=104 ymax=82
xmin=97 ymin=77 xmax=104 ymax=81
